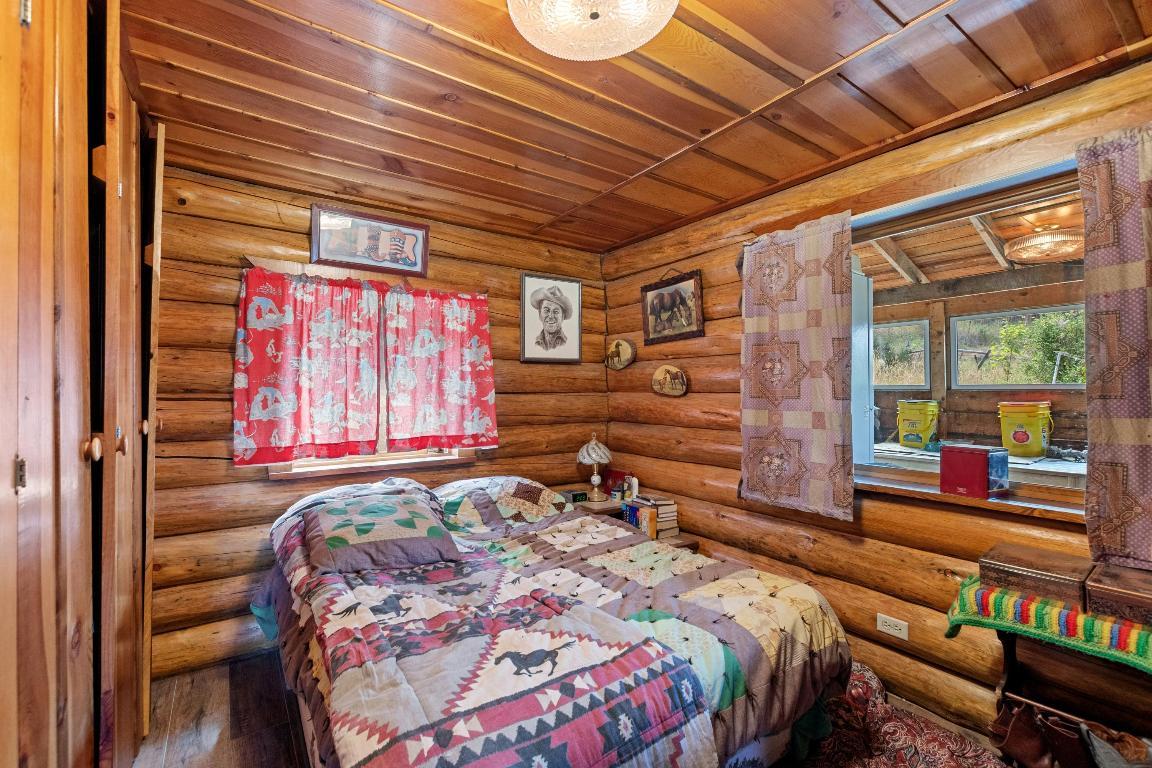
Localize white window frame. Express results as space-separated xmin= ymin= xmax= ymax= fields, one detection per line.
xmin=850 ymin=259 xmax=876 ymax=466
xmin=872 ymin=319 xmax=931 ymax=391
xmin=949 ymin=304 xmax=1086 ymax=391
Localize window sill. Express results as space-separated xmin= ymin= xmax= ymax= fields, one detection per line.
xmin=267 ymin=452 xmax=476 ymax=480
xmin=854 ymin=465 xmax=1085 ymax=525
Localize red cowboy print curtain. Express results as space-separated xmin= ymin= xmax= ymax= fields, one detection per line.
xmin=384 ymin=289 xmax=499 ymax=451
xmin=739 ymin=212 xmax=854 ymax=521
xmin=1077 ymin=127 xmax=1152 ymax=571
xmin=232 ymin=268 xmax=385 ymax=465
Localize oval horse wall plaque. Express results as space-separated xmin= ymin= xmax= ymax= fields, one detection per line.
xmin=651 ymin=364 xmax=688 ymax=397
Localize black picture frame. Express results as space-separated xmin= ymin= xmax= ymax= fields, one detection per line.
xmin=309 ymin=203 xmax=430 ymax=278
xmin=520 ymin=272 xmax=583 ymax=364
xmin=640 ymin=269 xmax=705 ymax=345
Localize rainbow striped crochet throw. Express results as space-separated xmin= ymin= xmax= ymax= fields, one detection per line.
xmin=947 ymin=575 xmax=1152 ymax=676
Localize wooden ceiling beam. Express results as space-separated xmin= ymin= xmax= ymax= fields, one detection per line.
xmin=874 ymin=262 xmax=1083 ymax=307
xmin=530 ymin=0 xmax=966 ymax=235
xmin=873 ymin=237 xmax=930 ymax=284
xmin=968 ymin=214 xmax=1016 ymax=270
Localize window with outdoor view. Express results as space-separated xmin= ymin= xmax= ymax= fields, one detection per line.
xmin=873 ymin=320 xmax=929 ymax=390
xmin=950 ymin=306 xmax=1086 ymax=389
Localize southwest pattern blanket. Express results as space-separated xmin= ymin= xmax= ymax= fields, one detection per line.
xmin=270 ymin=498 xmax=850 ymax=767
xmin=463 ymin=510 xmax=852 ymax=759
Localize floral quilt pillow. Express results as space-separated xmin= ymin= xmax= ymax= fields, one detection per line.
xmin=298 ymin=479 xmax=459 ymax=572
xmin=432 ymin=476 xmax=572 ymax=533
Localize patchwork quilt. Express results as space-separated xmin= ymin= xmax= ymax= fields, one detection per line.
xmin=458 ymin=510 xmax=852 ymax=760
xmin=271 ymin=496 xmax=719 ymax=768
xmin=269 ymin=484 xmax=851 ymax=768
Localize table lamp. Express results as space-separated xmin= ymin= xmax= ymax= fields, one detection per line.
xmin=577 ymin=433 xmax=612 ymax=502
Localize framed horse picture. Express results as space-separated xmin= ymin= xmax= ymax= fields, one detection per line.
xmin=310 ymin=203 xmax=430 ymax=278
xmin=640 ymin=269 xmax=705 ymax=345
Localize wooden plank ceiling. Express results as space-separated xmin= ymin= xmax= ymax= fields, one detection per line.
xmin=122 ymin=0 xmax=1152 ymax=251
xmin=856 ymin=191 xmax=1084 ymax=290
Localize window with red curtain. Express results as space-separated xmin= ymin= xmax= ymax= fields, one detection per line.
xmin=232 ymin=268 xmax=386 ymax=465
xmin=384 ymin=288 xmax=499 ymax=451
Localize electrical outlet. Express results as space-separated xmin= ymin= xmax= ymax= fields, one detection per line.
xmin=876 ymin=613 xmax=909 ymax=641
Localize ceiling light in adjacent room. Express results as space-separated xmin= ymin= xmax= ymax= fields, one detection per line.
xmin=1005 ymin=227 xmax=1085 ymax=264
xmin=508 ymin=0 xmax=679 ymax=61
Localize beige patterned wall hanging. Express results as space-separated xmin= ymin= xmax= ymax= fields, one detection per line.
xmin=739 ymin=212 xmax=854 ymax=521
xmin=1077 ymin=126 xmax=1152 ymax=571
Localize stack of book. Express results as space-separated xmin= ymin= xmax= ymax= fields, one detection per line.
xmin=620 ymin=495 xmax=679 ymax=540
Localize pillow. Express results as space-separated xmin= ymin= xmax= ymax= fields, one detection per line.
xmin=433 ymin=476 xmax=572 ymax=532
xmin=298 ymin=478 xmax=460 ymax=572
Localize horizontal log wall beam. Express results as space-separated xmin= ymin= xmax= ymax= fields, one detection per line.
xmin=151 ymin=615 xmax=273 ymax=679
xmin=163 ymin=170 xmax=601 ymax=278
xmin=157 ymin=394 xmax=611 ymax=441
xmin=608 ymin=451 xmax=1088 ymax=562
xmin=155 ymin=454 xmax=589 ymax=537
xmin=848 ymin=634 xmax=998 ymax=735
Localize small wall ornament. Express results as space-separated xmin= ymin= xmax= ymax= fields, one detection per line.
xmin=651 ymin=364 xmax=688 ymax=397
xmin=605 ymin=338 xmax=637 ymax=370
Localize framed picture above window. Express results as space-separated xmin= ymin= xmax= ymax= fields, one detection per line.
xmin=950 ymin=305 xmax=1086 ymax=390
xmin=521 ymin=272 xmax=582 ymax=363
xmin=873 ymin=320 xmax=930 ymax=390
xmin=640 ymin=269 xmax=705 ymax=345
xmin=310 ymin=203 xmax=430 ymax=277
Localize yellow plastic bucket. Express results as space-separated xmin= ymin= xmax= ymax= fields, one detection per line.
xmin=897 ymin=400 xmax=939 ymax=449
xmin=998 ymin=401 xmax=1053 ymax=458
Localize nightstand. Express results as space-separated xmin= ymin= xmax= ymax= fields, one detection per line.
xmin=577 ymin=499 xmax=624 ymax=514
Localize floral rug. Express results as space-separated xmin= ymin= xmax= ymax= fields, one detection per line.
xmin=797 ymin=663 xmax=1005 ymax=768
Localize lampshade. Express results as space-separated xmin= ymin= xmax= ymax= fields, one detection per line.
xmin=577 ymin=433 xmax=612 ymax=465
xmin=507 ymin=0 xmax=679 ymax=61
xmin=1005 ymin=228 xmax=1085 ymax=264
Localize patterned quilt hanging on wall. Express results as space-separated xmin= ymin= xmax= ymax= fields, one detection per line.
xmin=232 ymin=267 xmax=386 ymax=465
xmin=739 ymin=212 xmax=855 ymax=521
xmin=384 ymin=288 xmax=499 ymax=450
xmin=1077 ymin=126 xmax=1152 ymax=572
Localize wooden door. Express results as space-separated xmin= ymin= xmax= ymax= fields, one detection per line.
xmin=97 ymin=0 xmax=144 ymax=764
xmin=1 ymin=0 xmax=94 ymax=766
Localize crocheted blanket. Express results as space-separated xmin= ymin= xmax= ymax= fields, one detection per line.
xmin=946 ymin=575 xmax=1152 ymax=676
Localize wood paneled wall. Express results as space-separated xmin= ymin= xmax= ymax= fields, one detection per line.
xmin=3 ymin=0 xmax=94 ymax=765
xmin=596 ymin=63 xmax=1152 ymax=733
xmin=150 ymin=168 xmax=607 ymax=678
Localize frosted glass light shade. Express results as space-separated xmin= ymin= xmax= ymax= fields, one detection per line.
xmin=508 ymin=0 xmax=679 ymax=61
xmin=1005 ymin=228 xmax=1085 ymax=264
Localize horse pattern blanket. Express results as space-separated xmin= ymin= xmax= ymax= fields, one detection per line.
xmin=270 ymin=495 xmax=850 ymax=768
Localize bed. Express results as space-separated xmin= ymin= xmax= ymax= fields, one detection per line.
xmin=262 ymin=476 xmax=851 ymax=768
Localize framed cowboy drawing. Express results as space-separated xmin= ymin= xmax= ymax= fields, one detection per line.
xmin=310 ymin=203 xmax=430 ymax=278
xmin=520 ymin=273 xmax=582 ymax=363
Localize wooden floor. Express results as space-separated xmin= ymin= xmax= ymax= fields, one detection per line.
xmin=134 ymin=652 xmax=309 ymax=768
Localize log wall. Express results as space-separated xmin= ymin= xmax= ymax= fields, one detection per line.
xmin=593 ymin=66 xmax=1152 ymax=733
xmin=150 ymin=168 xmax=606 ymax=678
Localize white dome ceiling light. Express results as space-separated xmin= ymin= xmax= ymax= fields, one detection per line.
xmin=507 ymin=0 xmax=679 ymax=61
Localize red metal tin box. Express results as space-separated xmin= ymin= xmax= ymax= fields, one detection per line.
xmin=940 ymin=444 xmax=1010 ymax=498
